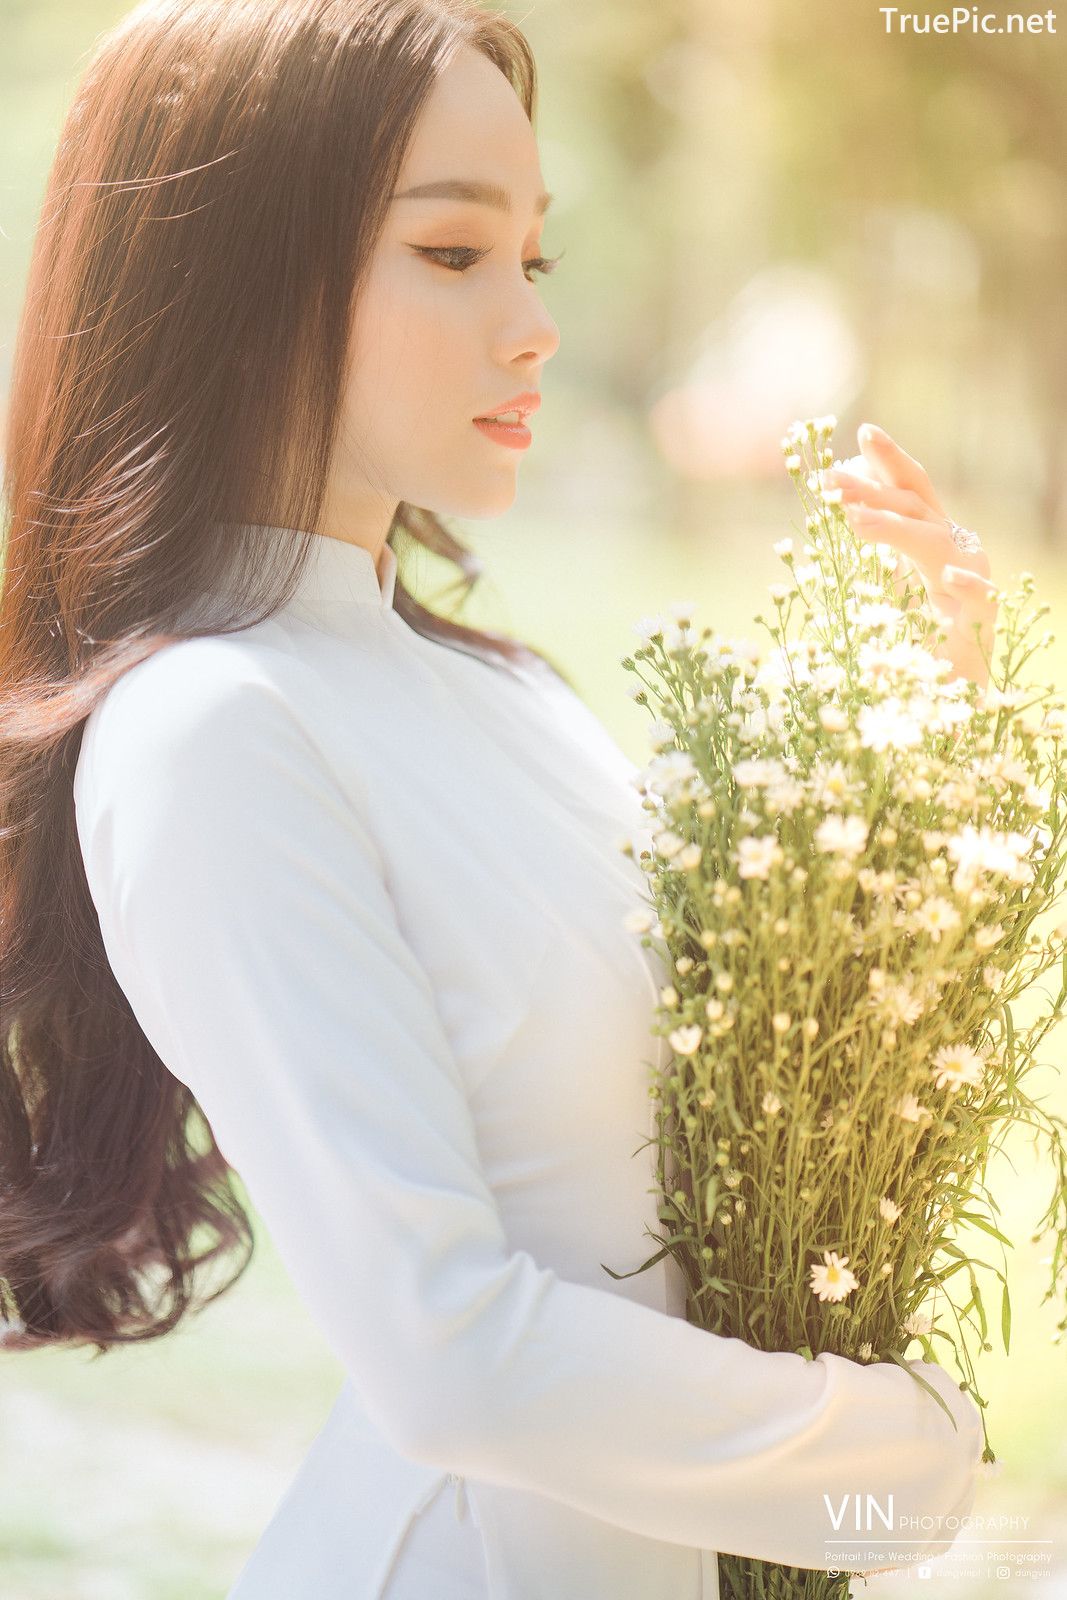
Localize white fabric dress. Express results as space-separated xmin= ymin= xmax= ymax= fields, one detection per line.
xmin=71 ymin=525 xmax=983 ymax=1600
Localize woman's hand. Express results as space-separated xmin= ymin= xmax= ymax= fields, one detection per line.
xmin=821 ymin=422 xmax=1000 ymax=692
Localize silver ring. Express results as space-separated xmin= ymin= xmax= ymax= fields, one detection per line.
xmin=948 ymin=519 xmax=983 ymax=554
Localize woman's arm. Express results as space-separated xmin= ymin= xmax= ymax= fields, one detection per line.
xmin=73 ymin=640 xmax=983 ymax=1571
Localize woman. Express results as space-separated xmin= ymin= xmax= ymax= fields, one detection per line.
xmin=0 ymin=3 xmax=994 ymax=1597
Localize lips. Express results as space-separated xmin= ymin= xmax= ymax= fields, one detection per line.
xmin=473 ymin=391 xmax=541 ymax=422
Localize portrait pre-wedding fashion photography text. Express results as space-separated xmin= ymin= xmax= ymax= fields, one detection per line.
xmin=1 ymin=2 xmax=1065 ymax=1598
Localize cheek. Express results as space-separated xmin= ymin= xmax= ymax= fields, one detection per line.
xmin=347 ymin=270 xmax=471 ymax=425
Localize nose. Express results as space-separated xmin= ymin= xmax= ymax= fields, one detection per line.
xmin=511 ymin=298 xmax=560 ymax=367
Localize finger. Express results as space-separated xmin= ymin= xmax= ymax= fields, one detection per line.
xmin=858 ymin=423 xmax=948 ymax=519
xmin=939 ymin=565 xmax=1000 ymax=684
xmin=848 ymin=501 xmax=992 ymax=586
xmin=827 ymin=484 xmax=925 ymax=605
xmin=823 ymin=469 xmax=934 ymax=523
xmin=843 ymin=505 xmax=952 ymax=574
xmin=941 ymin=563 xmax=1000 ymax=617
xmin=838 ymin=443 xmax=895 ymax=493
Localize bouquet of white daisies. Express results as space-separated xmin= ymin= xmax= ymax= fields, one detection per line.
xmin=616 ymin=416 xmax=1067 ymax=1600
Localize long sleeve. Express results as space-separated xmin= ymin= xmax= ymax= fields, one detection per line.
xmin=73 ymin=645 xmax=984 ymax=1572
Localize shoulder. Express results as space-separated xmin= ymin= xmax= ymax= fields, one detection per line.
xmin=75 ymin=632 xmax=319 ymax=825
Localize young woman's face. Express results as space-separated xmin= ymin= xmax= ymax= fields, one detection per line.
xmin=326 ymin=43 xmax=561 ymax=536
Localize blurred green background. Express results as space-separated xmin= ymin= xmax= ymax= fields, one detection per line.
xmin=2 ymin=1 xmax=1065 ymax=1596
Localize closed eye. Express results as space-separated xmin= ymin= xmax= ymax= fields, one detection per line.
xmin=411 ymin=244 xmax=564 ymax=283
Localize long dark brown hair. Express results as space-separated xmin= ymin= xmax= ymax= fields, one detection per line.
xmin=0 ymin=0 xmax=568 ymax=1354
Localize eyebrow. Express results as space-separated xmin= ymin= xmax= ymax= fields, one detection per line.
xmin=390 ymin=179 xmax=553 ymax=216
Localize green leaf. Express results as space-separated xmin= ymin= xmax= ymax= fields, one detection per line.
xmin=969 ymin=1276 xmax=989 ymax=1343
xmin=600 ymin=1244 xmax=673 ymax=1281
xmin=883 ymin=1349 xmax=959 ymax=1430
xmin=1001 ymin=1281 xmax=1012 ymax=1356
xmin=956 ymin=1211 xmax=1014 ymax=1249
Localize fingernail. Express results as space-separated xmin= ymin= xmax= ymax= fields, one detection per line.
xmin=859 ymin=423 xmax=881 ymax=444
xmin=942 ymin=565 xmax=969 ymax=586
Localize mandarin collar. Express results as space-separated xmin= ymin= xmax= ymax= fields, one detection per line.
xmin=206 ymin=523 xmax=398 ymax=629
xmin=282 ymin=526 xmax=397 ymax=616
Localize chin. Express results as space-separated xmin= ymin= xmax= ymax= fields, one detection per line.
xmin=438 ymin=479 xmax=520 ymax=520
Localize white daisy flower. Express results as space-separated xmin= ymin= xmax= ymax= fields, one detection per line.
xmin=854 ymin=601 xmax=902 ymax=633
xmin=653 ymin=828 xmax=686 ymax=860
xmin=814 ymin=814 xmax=870 ymax=860
xmin=663 ymin=623 xmax=695 ymax=656
xmin=735 ymin=835 xmax=784 ymax=880
xmin=878 ymin=1196 xmax=902 ymax=1225
xmin=931 ymin=1042 xmax=985 ymax=1093
xmin=668 ymin=1024 xmax=704 ymax=1057
xmin=877 ymin=982 xmax=924 ymax=1026
xmin=911 ymin=897 xmax=962 ymax=940
xmin=858 ymin=699 xmax=923 ymax=753
xmin=811 ymin=759 xmax=853 ymax=808
xmin=653 ymin=749 xmax=698 ymax=787
xmin=766 ymin=779 xmax=806 ymax=814
xmin=646 ymin=718 xmax=677 ymax=751
xmin=903 ymin=1310 xmax=934 ymax=1338
xmin=738 ymin=706 xmax=769 ymax=744
xmin=811 ymin=661 xmax=847 ymax=695
xmin=622 ymin=907 xmax=657 ymax=934
xmin=632 ymin=615 xmax=667 ymax=642
xmin=947 ymin=824 xmax=1034 ymax=889
xmin=896 ymin=1093 xmax=930 ymax=1123
xmin=733 ymin=757 xmax=787 ymax=789
xmin=809 ymin=1250 xmax=860 ymax=1303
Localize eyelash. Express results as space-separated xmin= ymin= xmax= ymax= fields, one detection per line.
xmin=413 ymin=245 xmax=564 ymax=283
